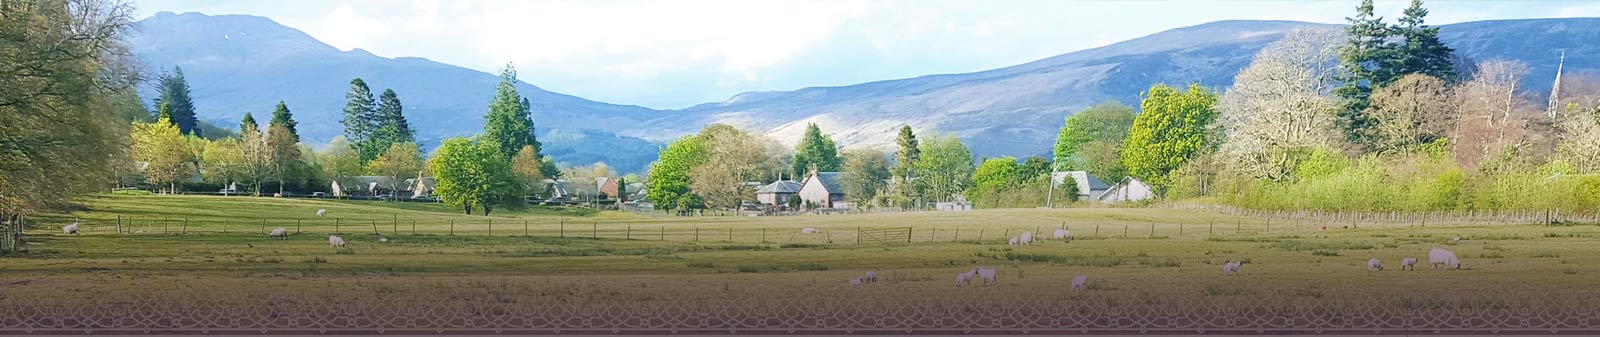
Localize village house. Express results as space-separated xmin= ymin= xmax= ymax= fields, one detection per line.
xmin=1097 ymin=176 xmax=1156 ymax=203
xmin=596 ymin=177 xmax=620 ymax=199
xmin=754 ymin=180 xmax=801 ymax=206
xmin=1051 ymin=171 xmax=1110 ymax=201
xmin=798 ymin=172 xmax=849 ymax=209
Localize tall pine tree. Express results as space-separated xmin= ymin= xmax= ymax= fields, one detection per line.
xmin=1392 ymin=0 xmax=1456 ymax=82
xmin=239 ymin=112 xmax=258 ymax=134
xmin=373 ymin=89 xmax=415 ymax=148
xmin=1334 ymin=0 xmax=1398 ymax=151
xmin=792 ymin=123 xmax=841 ymax=177
xmin=154 ymin=66 xmax=200 ymax=136
xmin=268 ymin=101 xmax=299 ymax=142
xmin=341 ymin=78 xmax=381 ymax=162
xmin=892 ymin=125 xmax=921 ymax=203
xmin=482 ymin=65 xmax=540 ymax=160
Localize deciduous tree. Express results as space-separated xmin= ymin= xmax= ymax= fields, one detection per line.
xmin=1219 ymin=28 xmax=1343 ymax=180
xmin=1123 ymin=84 xmax=1219 ymax=192
xmin=840 ymin=149 xmax=890 ymax=208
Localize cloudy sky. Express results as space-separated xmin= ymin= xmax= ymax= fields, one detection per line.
xmin=133 ymin=0 xmax=1600 ymax=109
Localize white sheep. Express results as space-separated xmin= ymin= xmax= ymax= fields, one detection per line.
xmin=377 ymin=237 xmax=388 ymax=243
xmin=955 ymin=270 xmax=975 ymax=286
xmin=315 ymin=209 xmax=327 ymax=217
xmin=328 ymin=235 xmax=346 ymax=248
xmin=1053 ymin=229 xmax=1071 ymax=240
xmin=848 ymin=277 xmax=863 ymax=287
xmin=1429 ymin=248 xmax=1461 ymax=270
xmin=801 ymin=227 xmax=817 ymax=234
xmin=976 ymin=267 xmax=998 ymax=286
xmin=1070 ymin=275 xmax=1088 ymax=291
xmin=864 ymin=271 xmax=878 ymax=283
xmin=1019 ymin=231 xmax=1034 ymax=245
xmin=62 ymin=222 xmax=79 ymax=235
xmin=268 ymin=227 xmax=288 ymax=239
xmin=1222 ymin=261 xmax=1242 ymax=276
xmin=1367 ymin=258 xmax=1383 ymax=272
xmin=1008 ymin=237 xmax=1018 ymax=245
xmin=1400 ymin=257 xmax=1418 ymax=271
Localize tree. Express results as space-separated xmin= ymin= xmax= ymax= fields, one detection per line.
xmin=1218 ymin=28 xmax=1344 ymax=180
xmin=317 ymin=136 xmax=363 ymax=193
xmin=1017 ymin=156 xmax=1052 ymax=182
xmin=1334 ymin=0 xmax=1398 ymax=150
xmin=372 ymin=89 xmax=414 ymax=149
xmin=1076 ymin=141 xmax=1127 ymax=182
xmin=647 ymin=136 xmax=707 ymax=210
xmin=912 ymin=135 xmax=974 ymax=202
xmin=840 ymin=149 xmax=890 ymax=208
xmin=1391 ymin=0 xmax=1456 ymax=82
xmin=1555 ymin=103 xmax=1600 ymax=173
xmin=1368 ymin=74 xmax=1455 ymax=153
xmin=365 ymin=142 xmax=424 ymax=194
xmin=154 ymin=67 xmax=201 ymax=136
xmin=239 ymin=112 xmax=258 ymax=135
xmin=1053 ymin=102 xmax=1136 ymax=171
xmin=791 ymin=123 xmax=841 ymax=177
xmin=341 ymin=78 xmax=380 ymax=162
xmin=266 ymin=123 xmax=301 ymax=194
xmin=482 ymin=65 xmax=540 ymax=159
xmin=429 ymin=137 xmax=522 ymax=215
xmin=510 ymin=145 xmax=548 ymax=195
xmin=1452 ymin=59 xmax=1537 ymax=167
xmin=238 ymin=124 xmax=274 ymax=196
xmin=200 ymin=138 xmax=244 ymax=187
xmin=1123 ymin=84 xmax=1219 ymax=192
xmin=132 ymin=118 xmax=192 ymax=194
xmin=689 ymin=125 xmax=770 ymax=210
xmin=268 ymin=101 xmax=299 ymax=142
xmin=891 ymin=126 xmax=921 ymax=202
xmin=967 ymin=157 xmax=1020 ymax=202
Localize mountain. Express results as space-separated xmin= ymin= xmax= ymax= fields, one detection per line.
xmin=638 ymin=18 xmax=1600 ymax=159
xmin=130 ymin=13 xmax=1600 ymax=171
xmin=129 ymin=12 xmax=666 ymax=172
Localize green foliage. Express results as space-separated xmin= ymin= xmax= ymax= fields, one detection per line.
xmin=892 ymin=125 xmax=920 ymax=201
xmin=132 ymin=118 xmax=194 ymax=193
xmin=1392 ymin=0 xmax=1457 ymax=82
xmin=428 ymin=137 xmax=522 ymax=215
xmin=792 ymin=123 xmax=840 ymax=177
xmin=1122 ymin=84 xmax=1219 ymax=193
xmin=510 ymin=145 xmax=548 ymax=195
xmin=268 ymin=101 xmax=299 ymax=142
xmin=1054 ymin=102 xmax=1136 ymax=171
xmin=341 ymin=78 xmax=380 ymax=162
xmin=482 ymin=66 xmax=541 ymax=162
xmin=840 ymin=149 xmax=890 ymax=208
xmin=155 ymin=67 xmax=201 ymax=136
xmin=365 ymin=142 xmax=424 ymax=192
xmin=912 ymin=135 xmax=974 ymax=202
xmin=647 ymin=136 xmax=706 ymax=210
xmin=371 ymin=89 xmax=414 ymax=151
xmin=967 ymin=157 xmax=1019 ymax=202
xmin=239 ymin=112 xmax=258 ymax=135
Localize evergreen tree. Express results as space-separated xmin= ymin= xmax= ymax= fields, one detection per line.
xmin=1334 ymin=0 xmax=1397 ymax=150
xmin=483 ymin=65 xmax=539 ymax=159
xmin=373 ymin=89 xmax=414 ymax=146
xmin=892 ymin=125 xmax=921 ymax=202
xmin=154 ymin=66 xmax=201 ymax=136
xmin=268 ymin=101 xmax=299 ymax=142
xmin=239 ymin=112 xmax=258 ymax=134
xmin=341 ymin=78 xmax=380 ymax=162
xmin=791 ymin=123 xmax=841 ymax=177
xmin=1391 ymin=0 xmax=1456 ymax=81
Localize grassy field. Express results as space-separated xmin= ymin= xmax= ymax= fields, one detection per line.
xmin=5 ymin=193 xmax=1600 ymax=312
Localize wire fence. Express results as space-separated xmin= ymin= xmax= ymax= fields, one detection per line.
xmin=15 ymin=207 xmax=1595 ymax=246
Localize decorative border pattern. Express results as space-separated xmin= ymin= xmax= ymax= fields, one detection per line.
xmin=3 ymin=289 xmax=1599 ymax=334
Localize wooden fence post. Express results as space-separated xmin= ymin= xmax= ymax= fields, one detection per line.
xmin=661 ymin=226 xmax=665 ymax=241
xmin=296 ymin=219 xmax=302 ymax=234
xmin=116 ymin=215 xmax=121 ymax=234
xmin=259 ymin=218 xmax=265 ymax=234
xmin=182 ymin=218 xmax=188 ymax=234
xmin=335 ymin=218 xmax=340 ymax=233
xmin=593 ymin=222 xmax=598 ymax=239
xmin=1149 ymin=222 xmax=1154 ymax=239
xmin=449 ymin=219 xmax=454 ymax=235
xmin=760 ymin=228 xmax=766 ymax=243
xmin=393 ymin=214 xmax=398 ymax=234
xmin=727 ymin=228 xmax=732 ymax=242
xmin=371 ymin=219 xmax=378 ymax=235
xmin=560 ymin=220 xmax=565 ymax=238
xmin=488 ymin=219 xmax=493 ymax=237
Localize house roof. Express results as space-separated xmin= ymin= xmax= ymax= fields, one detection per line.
xmin=804 ymin=172 xmax=847 ymax=194
xmin=1051 ymin=171 xmax=1110 ymax=195
xmin=755 ymin=180 xmax=801 ymax=194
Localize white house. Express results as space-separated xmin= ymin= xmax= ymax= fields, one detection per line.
xmin=1050 ymin=171 xmax=1110 ymax=201
xmin=798 ymin=172 xmax=848 ymax=209
xmin=1098 ymin=176 xmax=1156 ymax=203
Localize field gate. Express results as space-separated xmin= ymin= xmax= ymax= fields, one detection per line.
xmin=857 ymin=227 xmax=913 ymax=244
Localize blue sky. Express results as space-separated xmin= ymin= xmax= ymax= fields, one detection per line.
xmin=133 ymin=0 xmax=1600 ymax=110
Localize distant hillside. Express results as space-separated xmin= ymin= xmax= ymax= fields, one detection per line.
xmin=130 ymin=13 xmax=1600 ymax=169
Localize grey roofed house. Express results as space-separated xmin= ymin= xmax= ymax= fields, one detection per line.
xmin=542 ymin=179 xmax=571 ymax=199
xmin=1051 ymin=171 xmax=1110 ymax=201
xmin=755 ymin=180 xmax=801 ymax=205
xmin=798 ymin=172 xmax=849 ymax=209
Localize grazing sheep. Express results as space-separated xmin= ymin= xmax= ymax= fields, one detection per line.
xmin=62 ymin=222 xmax=79 ymax=235
xmin=864 ymin=271 xmax=878 ymax=283
xmin=1367 ymin=258 xmax=1383 ymax=271
xmin=377 ymin=237 xmax=388 ymax=243
xmin=1008 ymin=237 xmax=1019 ymax=245
xmin=1400 ymin=257 xmax=1418 ymax=271
xmin=1053 ymin=229 xmax=1071 ymax=240
xmin=268 ymin=227 xmax=288 ymax=239
xmin=1452 ymin=236 xmax=1461 ymax=242
xmin=1222 ymin=261 xmax=1242 ymax=276
xmin=1429 ymin=248 xmax=1461 ymax=270
xmin=315 ymin=209 xmax=327 ymax=217
xmin=955 ymin=270 xmax=976 ymax=286
xmin=801 ymin=227 xmax=817 ymax=234
xmin=1019 ymin=232 xmax=1034 ymax=245
xmin=1070 ymin=275 xmax=1088 ymax=291
xmin=976 ymin=267 xmax=998 ymax=286
xmin=328 ymin=235 xmax=346 ymax=248
xmin=848 ymin=277 xmax=863 ymax=287
xmin=272 ymin=193 xmax=283 ymax=198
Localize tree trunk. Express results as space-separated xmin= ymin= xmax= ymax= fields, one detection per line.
xmin=464 ymin=205 xmax=473 ymax=215
xmin=483 ymin=204 xmax=493 ymax=216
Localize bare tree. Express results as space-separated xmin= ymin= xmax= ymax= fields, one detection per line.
xmin=1555 ymin=104 xmax=1600 ymax=173
xmin=1368 ymin=74 xmax=1455 ymax=153
xmin=688 ymin=124 xmax=769 ymax=210
xmin=1451 ymin=59 xmax=1539 ymax=167
xmin=1218 ymin=27 xmax=1344 ymax=180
